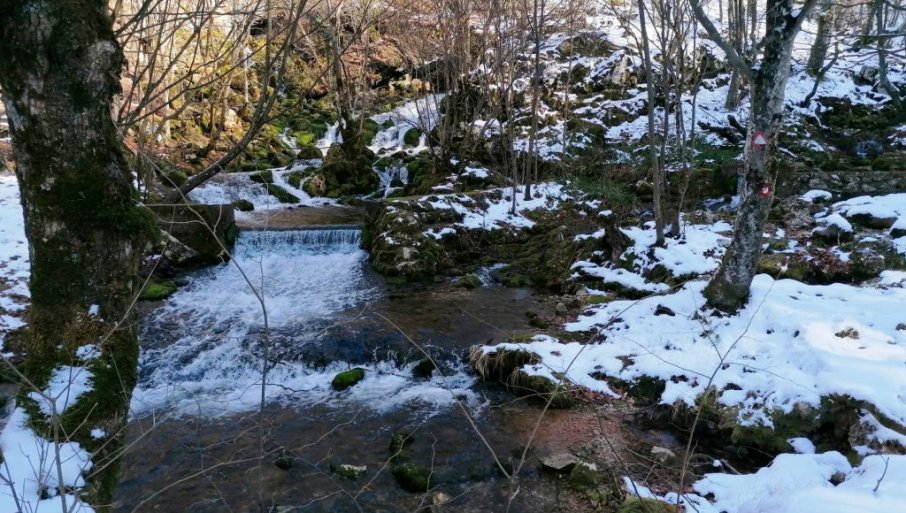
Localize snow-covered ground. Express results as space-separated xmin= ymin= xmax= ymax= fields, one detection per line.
xmin=0 ymin=173 xmax=28 ymax=342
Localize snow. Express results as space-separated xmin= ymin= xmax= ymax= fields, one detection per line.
xmin=490 ymin=274 xmax=906 ymax=428
xmin=0 ymin=173 xmax=29 ymax=344
xmin=0 ymin=408 xmax=95 ymax=513
xmin=801 ymin=190 xmax=832 ymax=203
xmin=28 ymin=366 xmax=94 ymax=417
xmin=369 ymin=95 xmax=444 ymax=154
xmin=832 ymin=194 xmax=906 ymax=225
xmin=188 ymin=166 xmax=335 ymax=216
xmin=788 ymin=437 xmax=816 ymax=454
xmin=815 ymin=213 xmax=854 ymax=233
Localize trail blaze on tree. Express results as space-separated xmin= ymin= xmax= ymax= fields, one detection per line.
xmin=689 ymin=0 xmax=819 ymax=312
xmin=0 ymin=0 xmax=150 ymax=506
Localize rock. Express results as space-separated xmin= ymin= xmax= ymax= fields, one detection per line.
xmin=618 ymin=497 xmax=678 ymax=513
xmin=274 ymin=453 xmax=294 ymax=470
xmin=391 ymin=463 xmax=431 ymax=492
xmin=331 ymin=368 xmax=366 ymax=391
xmin=411 ymin=359 xmax=436 ymax=379
xmin=653 ymin=305 xmax=675 ymax=316
xmin=403 ymin=128 xmax=421 ymax=147
xmin=333 ymin=463 xmax=367 ymax=479
xmin=139 ymin=279 xmax=177 ymax=301
xmin=232 ymin=199 xmax=255 ymax=212
xmin=855 ymin=65 xmax=879 ymax=86
xmin=454 ymin=274 xmax=482 ymax=289
xmin=555 ymin=302 xmax=568 ymax=315
xmin=296 ymin=144 xmax=322 ymax=160
xmin=430 ymin=492 xmax=452 ymax=512
xmin=539 ymin=452 xmax=580 ymax=472
xmin=847 ymin=213 xmax=898 ymax=230
xmin=567 ymin=461 xmax=601 ymax=490
xmin=830 ymin=471 xmax=847 ymax=485
xmin=389 ymin=430 xmax=414 ymax=456
xmin=649 ymin=446 xmax=677 ymax=464
xmin=250 ymin=169 xmax=274 ymax=184
xmin=148 ymin=204 xmax=237 ymax=265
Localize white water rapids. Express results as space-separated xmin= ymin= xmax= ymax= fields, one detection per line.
xmin=132 ymin=228 xmax=479 ymax=418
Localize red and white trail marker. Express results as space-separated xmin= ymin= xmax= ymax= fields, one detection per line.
xmin=752 ymin=131 xmax=769 ymax=149
xmin=756 ymin=182 xmax=773 ymax=198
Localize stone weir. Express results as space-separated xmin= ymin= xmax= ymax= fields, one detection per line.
xmin=236 ymin=203 xmax=367 ymax=230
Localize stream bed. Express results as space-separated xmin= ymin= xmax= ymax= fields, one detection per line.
xmin=115 ymin=226 xmax=623 ymax=512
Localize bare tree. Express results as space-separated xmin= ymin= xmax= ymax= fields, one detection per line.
xmin=689 ymin=0 xmax=821 ymax=311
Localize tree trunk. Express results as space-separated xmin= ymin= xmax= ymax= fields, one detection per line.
xmin=0 ymin=0 xmax=149 ymax=506
xmin=703 ymin=1 xmax=802 ymax=311
xmin=806 ymin=0 xmax=836 ymax=76
xmin=638 ymin=0 xmax=665 ymax=245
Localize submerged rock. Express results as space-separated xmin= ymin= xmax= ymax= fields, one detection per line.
xmin=391 ymin=463 xmax=431 ymax=492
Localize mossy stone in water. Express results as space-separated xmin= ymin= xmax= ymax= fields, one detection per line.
xmin=139 ymin=279 xmax=177 ymax=301
xmin=389 ymin=430 xmax=414 ymax=456
xmin=250 ymin=169 xmax=274 ymax=184
xmin=391 ymin=463 xmax=431 ymax=492
xmin=264 ymin=183 xmax=300 ymax=203
xmin=455 ymin=274 xmax=482 ymax=289
xmin=297 ymin=144 xmax=322 ymax=160
xmin=331 ymin=368 xmax=365 ymax=391
xmin=232 ymin=199 xmax=254 ymax=212
xmin=403 ymin=128 xmax=421 ymax=147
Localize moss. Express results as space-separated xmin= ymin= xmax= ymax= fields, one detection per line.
xmin=333 ymin=463 xmax=367 ymax=479
xmin=232 ymin=199 xmax=255 ymax=212
xmin=508 ymin=370 xmax=573 ymax=408
xmin=362 ymin=119 xmax=381 ymax=145
xmin=165 ymin=170 xmax=188 ymax=188
xmin=455 ymin=273 xmax=482 ymax=289
xmin=567 ymin=462 xmax=601 ymax=491
xmin=618 ymin=497 xmax=679 ymax=513
xmin=389 ymin=430 xmax=414 ymax=456
xmin=296 ymin=144 xmax=322 ymax=160
xmin=391 ymin=464 xmax=431 ymax=492
xmin=264 ymin=183 xmax=300 ymax=203
xmin=403 ymin=127 xmax=421 ymax=147
xmin=331 ymin=367 xmax=365 ymax=391
xmin=138 ymin=279 xmax=177 ymax=301
xmin=585 ymin=295 xmax=611 ymax=305
xmin=250 ymin=169 xmax=274 ymax=184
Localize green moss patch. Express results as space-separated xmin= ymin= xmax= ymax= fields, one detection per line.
xmin=139 ymin=279 xmax=177 ymax=301
xmin=331 ymin=367 xmax=366 ymax=391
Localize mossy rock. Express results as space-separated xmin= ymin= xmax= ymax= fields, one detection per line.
xmin=164 ymin=170 xmax=188 ymax=188
xmin=333 ymin=463 xmax=367 ymax=479
xmin=455 ymin=274 xmax=482 ymax=289
xmin=286 ymin=172 xmax=305 ymax=189
xmin=403 ymin=127 xmax=421 ymax=147
xmin=618 ymin=497 xmax=679 ymax=513
xmin=756 ymin=253 xmax=810 ymax=282
xmin=232 ymin=199 xmax=255 ymax=212
xmin=297 ymin=144 xmax=322 ymax=160
xmin=362 ymin=119 xmax=381 ymax=145
xmin=508 ymin=370 xmax=573 ymax=408
xmin=389 ymin=430 xmax=415 ymax=456
xmin=331 ymin=368 xmax=366 ymax=391
xmin=265 ymin=183 xmax=300 ymax=203
xmin=567 ymin=462 xmax=602 ymax=491
xmin=469 ymin=347 xmax=539 ymax=381
xmin=293 ymin=130 xmax=316 ymax=147
xmin=139 ymin=279 xmax=177 ymax=301
xmin=250 ymin=169 xmax=274 ymax=184
xmin=391 ymin=464 xmax=431 ymax=493
xmin=304 ymin=174 xmax=327 ymax=196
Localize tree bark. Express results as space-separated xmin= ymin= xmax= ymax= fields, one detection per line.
xmin=702 ymin=0 xmax=812 ymax=312
xmin=806 ymin=0 xmax=836 ymax=76
xmin=0 ymin=0 xmax=149 ymax=506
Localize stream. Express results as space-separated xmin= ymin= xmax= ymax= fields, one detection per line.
xmin=115 ymin=224 xmax=608 ymax=512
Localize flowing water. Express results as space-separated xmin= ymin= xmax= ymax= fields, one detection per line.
xmin=116 ymin=227 xmax=575 ymax=512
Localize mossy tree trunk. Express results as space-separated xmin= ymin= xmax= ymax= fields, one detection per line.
xmin=0 ymin=0 xmax=149 ymax=507
xmin=690 ymin=0 xmax=819 ymax=312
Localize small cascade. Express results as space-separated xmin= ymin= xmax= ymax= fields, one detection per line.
xmin=133 ymin=227 xmax=380 ymax=415
xmin=235 ymin=227 xmax=362 ymax=256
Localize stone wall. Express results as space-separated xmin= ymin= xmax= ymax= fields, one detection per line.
xmin=147 ymin=203 xmax=237 ymax=264
xmin=782 ymin=169 xmax=906 ymax=197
